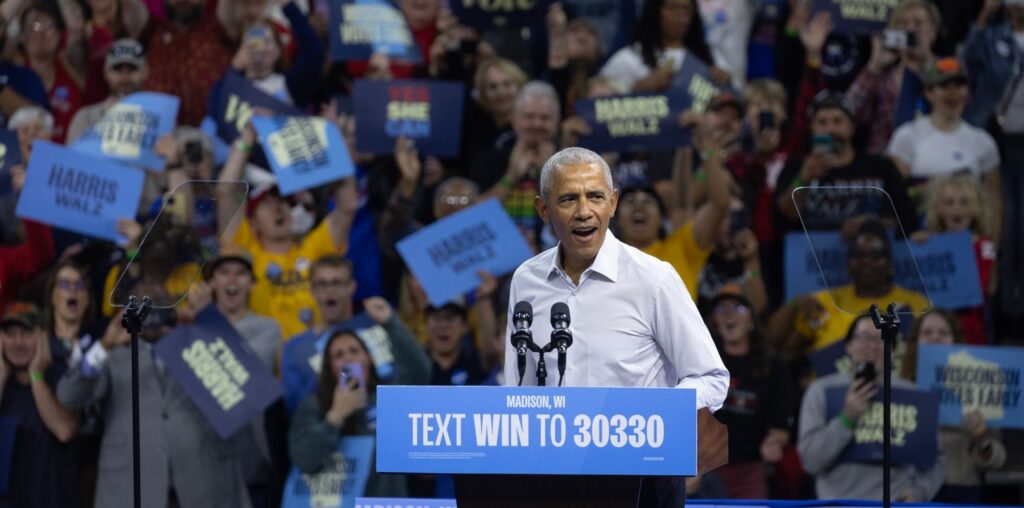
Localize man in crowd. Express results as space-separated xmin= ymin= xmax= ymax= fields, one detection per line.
xmin=0 ymin=303 xmax=79 ymax=507
xmin=66 ymin=38 xmax=148 ymax=143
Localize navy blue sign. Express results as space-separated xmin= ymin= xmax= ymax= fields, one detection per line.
xmin=281 ymin=436 xmax=374 ymax=508
xmin=669 ymin=55 xmax=722 ymax=113
xmin=825 ymin=385 xmax=939 ymax=468
xmin=154 ymin=306 xmax=284 ymax=439
xmin=784 ymin=230 xmax=979 ymax=309
xmin=0 ymin=129 xmax=22 ymax=196
xmin=376 ymin=386 xmax=697 ymax=476
xmin=575 ymin=93 xmax=692 ymax=152
xmin=15 ymin=141 xmax=144 ymax=244
xmin=330 ymin=0 xmax=422 ymax=63
xmin=212 ymin=71 xmax=302 ymax=144
xmin=917 ymin=344 xmax=1024 ymax=429
xmin=450 ymin=0 xmax=552 ymax=28
xmin=353 ymin=79 xmax=464 ymax=157
xmin=812 ymin=0 xmax=900 ymax=33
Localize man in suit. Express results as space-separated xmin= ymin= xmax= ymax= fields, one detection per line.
xmin=57 ymin=282 xmax=251 ymax=508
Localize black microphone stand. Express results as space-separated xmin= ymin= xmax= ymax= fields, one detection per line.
xmin=121 ymin=295 xmax=151 ymax=508
xmin=533 ymin=342 xmax=548 ymax=386
xmin=869 ymin=303 xmax=899 ymax=508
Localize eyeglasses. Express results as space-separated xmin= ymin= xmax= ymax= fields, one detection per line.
xmin=441 ymin=195 xmax=471 ymax=207
xmin=27 ymin=21 xmax=56 ymax=34
xmin=56 ymin=280 xmax=86 ymax=291
xmin=312 ymin=279 xmax=352 ymax=290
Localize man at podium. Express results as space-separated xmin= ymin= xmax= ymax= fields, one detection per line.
xmin=502 ymin=147 xmax=729 ymax=506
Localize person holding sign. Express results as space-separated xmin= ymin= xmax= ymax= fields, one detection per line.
xmin=58 ymin=281 xmax=253 ymax=508
xmin=915 ymin=175 xmax=997 ymax=345
xmin=798 ymin=314 xmax=944 ymax=501
xmin=899 ymin=309 xmax=1007 ymax=504
xmin=66 ymin=38 xmax=149 ymax=144
xmin=504 ymin=147 xmax=728 ymax=507
xmin=599 ymin=0 xmax=716 ymax=92
xmin=217 ymin=122 xmax=358 ymax=339
xmin=289 ymin=297 xmax=431 ymax=497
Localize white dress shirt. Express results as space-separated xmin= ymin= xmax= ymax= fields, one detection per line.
xmin=502 ymin=232 xmax=730 ymax=411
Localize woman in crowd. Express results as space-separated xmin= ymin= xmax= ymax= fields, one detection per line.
xmin=914 ymin=175 xmax=996 ymax=344
xmin=846 ymin=0 xmax=941 ymax=153
xmin=599 ymin=0 xmax=714 ymax=92
xmin=16 ymin=0 xmax=86 ymax=143
xmin=288 ymin=299 xmax=431 ymax=497
xmin=461 ymin=58 xmax=527 ymax=170
xmin=899 ymin=309 xmax=1007 ymax=503
xmin=707 ymin=289 xmax=794 ymax=498
xmin=43 ymin=261 xmax=95 ymax=358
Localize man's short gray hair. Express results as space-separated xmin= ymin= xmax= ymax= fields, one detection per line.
xmin=539 ymin=147 xmax=613 ymax=198
xmin=9 ymin=106 xmax=53 ymax=135
xmin=514 ymin=80 xmax=560 ymax=114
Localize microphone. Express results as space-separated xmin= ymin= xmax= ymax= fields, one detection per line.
xmin=550 ymin=302 xmax=573 ymax=386
xmin=511 ymin=301 xmax=533 ymax=386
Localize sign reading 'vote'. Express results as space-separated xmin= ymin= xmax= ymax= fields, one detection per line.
xmin=16 ymin=141 xmax=144 ymax=243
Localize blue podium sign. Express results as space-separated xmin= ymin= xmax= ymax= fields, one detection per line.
xmin=376 ymin=386 xmax=697 ymax=476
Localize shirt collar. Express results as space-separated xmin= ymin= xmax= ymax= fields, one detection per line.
xmin=547 ymin=230 xmax=620 ymax=283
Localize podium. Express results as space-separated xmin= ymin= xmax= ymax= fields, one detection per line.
xmin=375 ymin=386 xmax=728 ymax=508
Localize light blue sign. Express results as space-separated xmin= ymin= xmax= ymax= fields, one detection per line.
xmin=355 ymin=499 xmax=456 ymax=508
xmin=916 ymin=344 xmax=1024 ymax=429
xmin=376 ymin=386 xmax=697 ymax=476
xmin=72 ymin=92 xmax=180 ymax=171
xmin=396 ymin=199 xmax=532 ymax=307
xmin=282 ymin=436 xmax=375 ymax=508
xmin=784 ymin=230 xmax=980 ymax=309
xmin=16 ymin=140 xmax=144 ymax=244
xmin=251 ymin=116 xmax=354 ymax=195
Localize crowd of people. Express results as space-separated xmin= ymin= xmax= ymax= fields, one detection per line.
xmin=0 ymin=0 xmax=1022 ymax=506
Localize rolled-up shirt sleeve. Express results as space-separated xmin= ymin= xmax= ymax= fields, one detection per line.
xmin=652 ymin=263 xmax=729 ymax=411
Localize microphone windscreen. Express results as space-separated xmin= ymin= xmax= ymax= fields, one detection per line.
xmin=551 ymin=302 xmax=570 ymax=324
xmin=514 ymin=301 xmax=533 ymax=319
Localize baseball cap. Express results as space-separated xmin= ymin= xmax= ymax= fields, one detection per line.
xmin=204 ymin=244 xmax=254 ymax=280
xmin=106 ymin=38 xmax=145 ymax=69
xmin=1 ymin=302 xmax=42 ymax=329
xmin=922 ymin=58 xmax=969 ymax=87
xmin=246 ymin=183 xmax=281 ymax=217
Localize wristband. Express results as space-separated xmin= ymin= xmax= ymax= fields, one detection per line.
xmin=29 ymin=371 xmax=45 ymax=384
xmin=838 ymin=413 xmax=857 ymax=430
xmin=784 ymin=26 xmax=800 ymax=39
xmin=694 ymin=169 xmax=707 ymax=183
xmin=806 ymin=57 xmax=822 ymax=70
xmin=126 ymin=248 xmax=138 ymax=262
xmin=234 ymin=140 xmax=252 ymax=153
xmin=745 ymin=269 xmax=762 ymax=279
xmin=702 ymin=150 xmax=717 ymax=161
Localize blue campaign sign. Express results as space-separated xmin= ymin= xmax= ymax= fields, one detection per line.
xmin=282 ymin=436 xmax=374 ymax=508
xmin=251 ymin=116 xmax=354 ymax=195
xmin=15 ymin=141 xmax=144 ymax=244
xmin=0 ymin=129 xmax=22 ymax=196
xmin=809 ymin=340 xmax=850 ymax=378
xmin=154 ymin=306 xmax=284 ymax=439
xmin=212 ymin=71 xmax=302 ymax=143
xmin=916 ymin=344 xmax=1024 ymax=429
xmin=396 ymin=199 xmax=532 ymax=307
xmin=329 ymin=0 xmax=422 ymax=63
xmin=825 ymin=385 xmax=939 ymax=468
xmin=669 ymin=54 xmax=723 ymax=114
xmin=783 ymin=230 xmax=981 ymax=309
xmin=574 ymin=92 xmax=692 ymax=152
xmin=811 ymin=0 xmax=900 ymax=33
xmin=450 ymin=0 xmax=551 ymax=28
xmin=72 ymin=92 xmax=180 ymax=171
xmin=356 ymin=499 xmax=455 ymax=508
xmin=353 ymin=79 xmax=464 ymax=157
xmin=376 ymin=385 xmax=698 ymax=476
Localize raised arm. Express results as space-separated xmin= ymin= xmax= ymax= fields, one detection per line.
xmin=216 ymin=124 xmax=256 ymax=242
